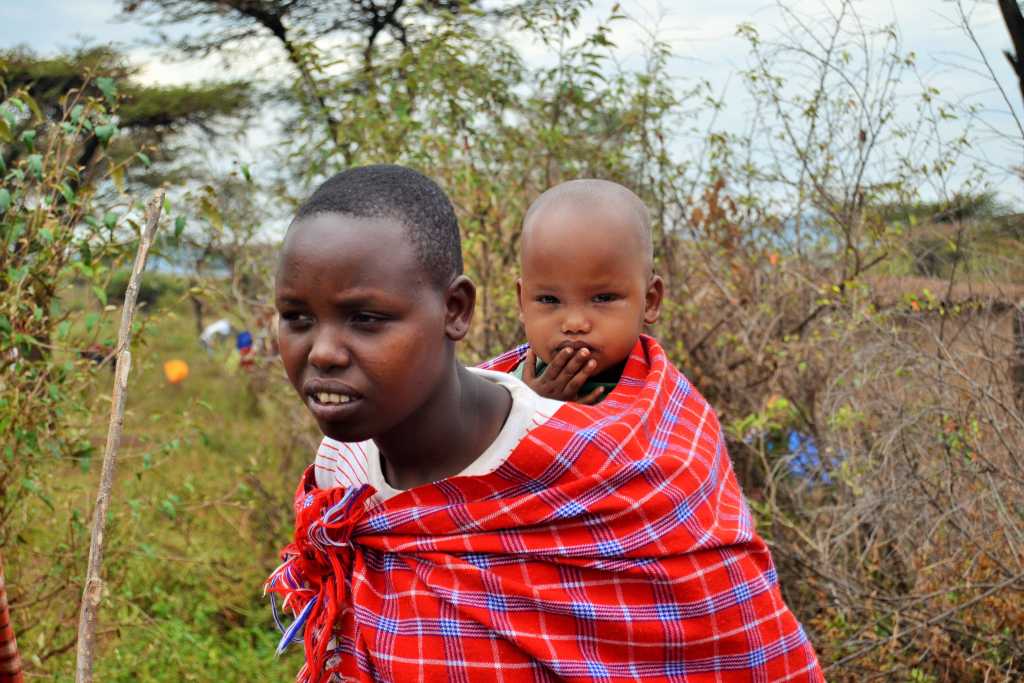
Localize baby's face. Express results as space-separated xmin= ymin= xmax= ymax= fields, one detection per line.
xmin=517 ymin=203 xmax=661 ymax=376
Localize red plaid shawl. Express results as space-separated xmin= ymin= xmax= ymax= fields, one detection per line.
xmin=267 ymin=336 xmax=822 ymax=682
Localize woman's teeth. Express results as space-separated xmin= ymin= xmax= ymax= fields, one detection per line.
xmin=315 ymin=392 xmax=353 ymax=405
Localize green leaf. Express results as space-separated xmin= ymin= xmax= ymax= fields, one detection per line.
xmin=7 ymin=266 xmax=27 ymax=283
xmin=19 ymin=129 xmax=36 ymax=151
xmin=92 ymin=285 xmax=107 ymax=306
xmin=27 ymin=154 xmax=43 ymax=179
xmin=58 ymin=182 xmax=75 ymax=203
xmin=111 ymin=165 xmax=125 ymax=193
xmin=6 ymin=221 xmax=25 ymax=242
xmin=79 ymin=240 xmax=92 ymax=265
xmin=103 ymin=211 xmax=118 ymax=230
xmin=0 ymin=117 xmax=11 ymax=143
xmin=136 ymin=151 xmax=152 ymax=167
xmin=21 ymin=92 xmax=43 ymax=123
xmin=0 ymin=188 xmax=10 ymax=214
xmin=94 ymin=123 xmax=117 ymax=145
xmin=56 ymin=320 xmax=71 ymax=340
xmin=199 ymin=196 xmax=223 ymax=231
xmin=241 ymin=164 xmax=252 ymax=183
xmin=174 ymin=215 xmax=186 ymax=239
xmin=96 ymin=77 xmax=118 ymax=103
xmin=21 ymin=478 xmax=55 ymax=511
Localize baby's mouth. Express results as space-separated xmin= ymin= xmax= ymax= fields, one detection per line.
xmin=556 ymin=340 xmax=597 ymax=354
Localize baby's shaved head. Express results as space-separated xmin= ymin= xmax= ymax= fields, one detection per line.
xmin=522 ymin=179 xmax=652 ymax=271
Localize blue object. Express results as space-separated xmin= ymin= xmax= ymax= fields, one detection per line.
xmin=786 ymin=430 xmax=831 ymax=483
xmin=236 ymin=330 xmax=253 ymax=350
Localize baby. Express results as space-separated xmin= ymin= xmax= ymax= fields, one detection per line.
xmin=515 ymin=179 xmax=664 ymax=403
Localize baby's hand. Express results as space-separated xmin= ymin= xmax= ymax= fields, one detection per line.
xmin=522 ymin=347 xmax=604 ymax=404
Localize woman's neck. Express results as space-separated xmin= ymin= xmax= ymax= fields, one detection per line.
xmin=375 ymin=363 xmax=512 ymax=491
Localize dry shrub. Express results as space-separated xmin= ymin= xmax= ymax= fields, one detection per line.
xmin=651 ymin=182 xmax=1024 ymax=679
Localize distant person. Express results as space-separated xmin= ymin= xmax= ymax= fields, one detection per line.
xmin=268 ymin=165 xmax=822 ymax=681
xmin=198 ymin=318 xmax=232 ymax=351
xmin=236 ymin=330 xmax=255 ymax=370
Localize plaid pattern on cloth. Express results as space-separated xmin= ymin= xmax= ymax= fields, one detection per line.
xmin=0 ymin=552 xmax=23 ymax=683
xmin=267 ymin=335 xmax=822 ymax=682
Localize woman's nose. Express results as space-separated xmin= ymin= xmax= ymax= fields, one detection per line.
xmin=308 ymin=327 xmax=351 ymax=371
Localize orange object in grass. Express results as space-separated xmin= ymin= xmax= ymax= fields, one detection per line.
xmin=163 ymin=359 xmax=189 ymax=384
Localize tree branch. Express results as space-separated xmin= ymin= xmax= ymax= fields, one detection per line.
xmin=74 ymin=190 xmax=164 ymax=683
xmin=999 ymin=0 xmax=1024 ymax=107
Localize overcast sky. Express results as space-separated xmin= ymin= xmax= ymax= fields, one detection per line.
xmin=2 ymin=0 xmax=1022 ymax=205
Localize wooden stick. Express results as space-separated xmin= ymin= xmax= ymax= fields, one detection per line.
xmin=75 ymin=190 xmax=164 ymax=683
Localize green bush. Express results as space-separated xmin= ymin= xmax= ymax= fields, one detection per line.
xmin=105 ymin=269 xmax=186 ymax=307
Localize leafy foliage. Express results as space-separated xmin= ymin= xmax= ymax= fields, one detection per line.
xmin=1 ymin=46 xmax=254 ymax=190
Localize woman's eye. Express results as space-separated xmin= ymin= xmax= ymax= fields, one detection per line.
xmin=281 ymin=312 xmax=313 ymax=329
xmin=593 ymin=293 xmax=619 ymax=303
xmin=536 ymin=295 xmax=559 ymax=305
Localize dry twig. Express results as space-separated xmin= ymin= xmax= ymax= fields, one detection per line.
xmin=74 ymin=190 xmax=164 ymax=683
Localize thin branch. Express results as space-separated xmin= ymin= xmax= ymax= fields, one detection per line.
xmin=74 ymin=190 xmax=164 ymax=683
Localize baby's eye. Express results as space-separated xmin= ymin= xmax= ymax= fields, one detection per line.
xmin=535 ymin=295 xmax=559 ymax=305
xmin=593 ymin=293 xmax=620 ymax=303
xmin=350 ymin=312 xmax=389 ymax=326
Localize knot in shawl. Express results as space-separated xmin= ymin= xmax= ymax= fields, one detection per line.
xmin=269 ymin=336 xmax=822 ymax=682
xmin=267 ymin=481 xmax=376 ymax=680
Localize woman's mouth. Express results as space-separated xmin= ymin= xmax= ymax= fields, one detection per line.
xmin=312 ymin=391 xmax=355 ymax=405
xmin=306 ymin=393 xmax=362 ymax=423
xmin=303 ymin=381 xmax=363 ymax=421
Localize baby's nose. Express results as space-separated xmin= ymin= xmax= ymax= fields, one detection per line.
xmin=561 ymin=310 xmax=591 ymax=334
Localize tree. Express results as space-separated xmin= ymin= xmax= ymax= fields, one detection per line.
xmin=118 ymin=0 xmax=492 ymax=150
xmin=1 ymin=46 xmax=253 ymax=190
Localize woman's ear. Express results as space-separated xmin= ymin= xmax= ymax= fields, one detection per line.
xmin=444 ymin=275 xmax=476 ymax=341
xmin=644 ymin=274 xmax=664 ymax=325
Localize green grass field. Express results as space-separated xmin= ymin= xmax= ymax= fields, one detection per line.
xmin=12 ymin=296 xmax=312 ymax=680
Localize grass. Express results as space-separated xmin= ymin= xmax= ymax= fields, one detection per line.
xmin=10 ymin=293 xmax=315 ymax=680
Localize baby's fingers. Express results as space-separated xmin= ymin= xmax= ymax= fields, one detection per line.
xmin=544 ymin=346 xmax=575 ymax=377
xmin=562 ymin=355 xmax=596 ymax=395
xmin=522 ymin=348 xmax=538 ymax=381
